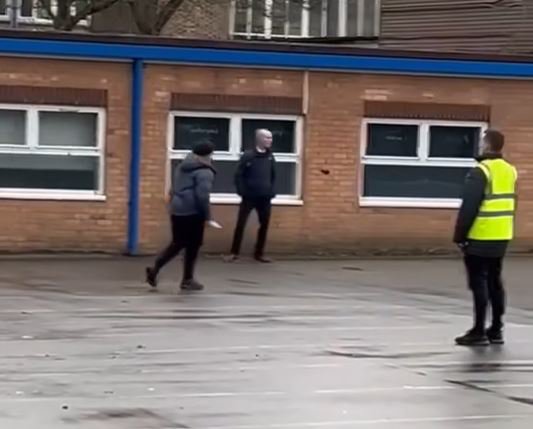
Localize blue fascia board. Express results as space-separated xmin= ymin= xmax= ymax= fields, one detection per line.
xmin=2 ymin=36 xmax=533 ymax=78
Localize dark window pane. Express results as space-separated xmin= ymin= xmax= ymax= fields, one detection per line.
xmin=276 ymin=162 xmax=297 ymax=195
xmin=242 ymin=119 xmax=296 ymax=153
xmin=367 ymin=124 xmax=418 ymax=157
xmin=234 ymin=0 xmax=249 ymax=33
xmin=271 ymin=0 xmax=287 ymax=36
xmin=363 ymin=165 xmax=470 ymax=199
xmin=0 ymin=154 xmax=99 ymax=190
xmin=309 ymin=0 xmax=323 ymax=36
xmin=21 ymin=0 xmax=33 ymax=17
xmin=346 ymin=0 xmax=359 ymax=36
xmin=252 ymin=0 xmax=265 ymax=34
xmin=0 ymin=0 xmax=6 ymax=15
xmin=39 ymin=112 xmax=97 ymax=147
xmin=0 ymin=110 xmax=26 ymax=145
xmin=362 ymin=0 xmax=377 ymax=36
xmin=174 ymin=117 xmax=229 ymax=151
xmin=327 ymin=0 xmax=338 ymax=36
xmin=172 ymin=159 xmax=239 ymax=194
xmin=429 ymin=126 xmax=480 ymax=159
xmin=289 ymin=0 xmax=303 ymax=35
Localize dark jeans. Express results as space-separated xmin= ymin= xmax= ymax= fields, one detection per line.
xmin=230 ymin=197 xmax=272 ymax=257
xmin=464 ymin=254 xmax=506 ymax=333
xmin=154 ymin=215 xmax=205 ymax=282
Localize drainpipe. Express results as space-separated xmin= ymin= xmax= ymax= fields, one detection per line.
xmin=127 ymin=59 xmax=144 ymax=255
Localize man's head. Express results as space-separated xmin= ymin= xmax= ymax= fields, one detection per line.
xmin=482 ymin=129 xmax=505 ymax=155
xmin=255 ymin=129 xmax=273 ymax=151
xmin=193 ymin=140 xmax=215 ymax=162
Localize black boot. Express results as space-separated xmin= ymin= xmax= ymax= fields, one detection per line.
xmin=487 ymin=326 xmax=504 ymax=345
xmin=455 ymin=329 xmax=489 ymax=346
xmin=145 ymin=267 xmax=158 ymax=288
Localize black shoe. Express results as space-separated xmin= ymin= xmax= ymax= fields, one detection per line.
xmin=487 ymin=327 xmax=504 ymax=345
xmin=254 ymin=255 xmax=272 ymax=263
xmin=455 ymin=330 xmax=490 ymax=346
xmin=180 ymin=279 xmax=204 ymax=291
xmin=145 ymin=267 xmax=158 ymax=288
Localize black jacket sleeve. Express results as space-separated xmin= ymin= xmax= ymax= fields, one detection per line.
xmin=234 ymin=152 xmax=251 ymax=197
xmin=270 ymin=154 xmax=277 ymax=198
xmin=454 ymin=167 xmax=487 ymax=243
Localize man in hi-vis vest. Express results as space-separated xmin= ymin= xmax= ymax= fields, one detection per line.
xmin=454 ymin=130 xmax=517 ymax=347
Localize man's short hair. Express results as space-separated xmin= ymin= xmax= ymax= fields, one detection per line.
xmin=484 ymin=129 xmax=505 ymax=152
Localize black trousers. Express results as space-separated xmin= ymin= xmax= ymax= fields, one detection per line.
xmin=230 ymin=197 xmax=272 ymax=257
xmin=464 ymin=254 xmax=506 ymax=333
xmin=154 ymin=215 xmax=204 ymax=282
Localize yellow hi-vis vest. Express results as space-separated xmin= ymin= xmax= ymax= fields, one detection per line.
xmin=467 ymin=159 xmax=517 ymax=241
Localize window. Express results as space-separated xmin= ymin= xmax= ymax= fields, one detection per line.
xmin=0 ymin=0 xmax=89 ymax=25
xmin=231 ymin=0 xmax=380 ymax=39
xmin=360 ymin=119 xmax=486 ymax=208
xmin=169 ymin=112 xmax=303 ymax=203
xmin=0 ymin=105 xmax=105 ymax=199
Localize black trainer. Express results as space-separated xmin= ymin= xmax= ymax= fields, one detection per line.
xmin=487 ymin=327 xmax=504 ymax=345
xmin=455 ymin=329 xmax=490 ymax=346
xmin=145 ymin=267 xmax=158 ymax=288
xmin=180 ymin=279 xmax=204 ymax=292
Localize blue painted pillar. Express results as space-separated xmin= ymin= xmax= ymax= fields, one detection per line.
xmin=127 ymin=59 xmax=144 ymax=255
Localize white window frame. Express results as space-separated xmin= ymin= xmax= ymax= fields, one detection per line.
xmin=0 ymin=104 xmax=106 ymax=201
xmin=359 ymin=118 xmax=488 ymax=209
xmin=168 ymin=111 xmax=304 ymax=206
xmin=0 ymin=0 xmax=89 ymax=26
xmin=230 ymin=0 xmax=380 ymax=39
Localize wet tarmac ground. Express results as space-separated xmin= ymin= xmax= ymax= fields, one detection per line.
xmin=1 ymin=257 xmax=533 ymax=428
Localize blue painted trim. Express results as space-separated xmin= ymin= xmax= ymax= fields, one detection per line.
xmin=2 ymin=36 xmax=533 ymax=78
xmin=127 ymin=59 xmax=143 ymax=255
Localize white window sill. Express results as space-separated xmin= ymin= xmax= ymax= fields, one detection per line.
xmin=360 ymin=197 xmax=461 ymax=209
xmin=0 ymin=191 xmax=106 ymax=202
xmin=211 ymin=196 xmax=303 ymax=206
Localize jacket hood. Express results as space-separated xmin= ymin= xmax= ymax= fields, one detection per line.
xmin=180 ymin=153 xmax=215 ymax=173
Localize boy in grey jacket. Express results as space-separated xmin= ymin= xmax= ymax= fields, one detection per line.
xmin=146 ymin=141 xmax=216 ymax=291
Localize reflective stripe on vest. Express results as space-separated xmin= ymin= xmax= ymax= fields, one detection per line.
xmin=467 ymin=159 xmax=517 ymax=241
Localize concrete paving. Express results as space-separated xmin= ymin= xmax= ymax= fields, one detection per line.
xmin=1 ymin=256 xmax=533 ymax=428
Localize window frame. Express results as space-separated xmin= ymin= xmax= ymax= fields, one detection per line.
xmin=0 ymin=103 xmax=106 ymax=201
xmin=230 ymin=0 xmax=381 ymax=39
xmin=167 ymin=111 xmax=304 ymax=205
xmin=359 ymin=118 xmax=488 ymax=209
xmin=0 ymin=0 xmax=90 ymax=27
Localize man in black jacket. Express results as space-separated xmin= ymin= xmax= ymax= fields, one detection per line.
xmin=227 ymin=129 xmax=276 ymax=263
xmin=454 ymin=130 xmax=517 ymax=346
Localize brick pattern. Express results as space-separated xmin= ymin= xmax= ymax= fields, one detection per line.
xmin=0 ymin=57 xmax=130 ymax=253
xmin=0 ymin=85 xmax=107 ymax=106
xmin=364 ymin=101 xmax=490 ymax=121
xmin=3 ymin=57 xmax=533 ymax=254
xmin=171 ymin=93 xmax=303 ymax=114
xmin=161 ymin=0 xmax=231 ymax=40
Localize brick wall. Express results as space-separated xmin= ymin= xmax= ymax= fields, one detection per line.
xmin=0 ymin=57 xmax=130 ymax=253
xmin=2 ymin=57 xmax=533 ymax=255
xmin=162 ymin=0 xmax=231 ymax=39
xmin=141 ymin=65 xmax=533 ymax=255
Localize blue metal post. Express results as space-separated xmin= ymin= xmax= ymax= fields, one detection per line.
xmin=127 ymin=59 xmax=144 ymax=255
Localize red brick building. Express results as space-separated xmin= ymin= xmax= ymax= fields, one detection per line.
xmin=0 ymin=31 xmax=532 ymax=255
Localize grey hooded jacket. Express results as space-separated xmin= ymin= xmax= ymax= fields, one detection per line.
xmin=169 ymin=154 xmax=216 ymax=220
